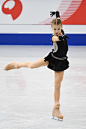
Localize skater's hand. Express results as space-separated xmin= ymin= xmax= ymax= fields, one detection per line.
xmin=52 ymin=36 xmax=60 ymax=42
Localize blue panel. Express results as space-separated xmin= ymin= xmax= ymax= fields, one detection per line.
xmin=67 ymin=34 xmax=86 ymax=46
xmin=0 ymin=34 xmax=86 ymax=45
xmin=0 ymin=34 xmax=51 ymax=45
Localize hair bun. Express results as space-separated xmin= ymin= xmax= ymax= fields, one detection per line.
xmin=56 ymin=11 xmax=60 ymax=18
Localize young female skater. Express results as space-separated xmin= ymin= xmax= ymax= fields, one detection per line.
xmin=4 ymin=11 xmax=69 ymax=121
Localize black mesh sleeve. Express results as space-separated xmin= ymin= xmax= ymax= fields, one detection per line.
xmin=61 ymin=29 xmax=65 ymax=35
xmin=51 ymin=35 xmax=54 ymax=44
xmin=58 ymin=35 xmax=69 ymax=41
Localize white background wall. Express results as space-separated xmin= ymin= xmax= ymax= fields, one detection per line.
xmin=0 ymin=0 xmax=86 ymax=33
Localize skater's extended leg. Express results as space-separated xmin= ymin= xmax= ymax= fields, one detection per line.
xmin=19 ymin=58 xmax=49 ymax=68
xmin=30 ymin=58 xmax=49 ymax=68
xmin=4 ymin=61 xmax=20 ymax=71
xmin=4 ymin=58 xmax=49 ymax=71
xmin=52 ymin=71 xmax=64 ymax=120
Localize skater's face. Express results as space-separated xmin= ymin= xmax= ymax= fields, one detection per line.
xmin=51 ymin=24 xmax=62 ymax=35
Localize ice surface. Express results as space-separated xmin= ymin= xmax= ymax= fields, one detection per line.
xmin=0 ymin=45 xmax=86 ymax=129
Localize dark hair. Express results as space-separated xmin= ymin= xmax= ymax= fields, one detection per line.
xmin=51 ymin=18 xmax=62 ymax=27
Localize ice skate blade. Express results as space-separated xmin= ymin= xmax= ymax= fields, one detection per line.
xmin=51 ymin=116 xmax=63 ymax=121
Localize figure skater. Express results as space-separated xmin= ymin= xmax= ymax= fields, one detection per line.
xmin=4 ymin=11 xmax=69 ymax=121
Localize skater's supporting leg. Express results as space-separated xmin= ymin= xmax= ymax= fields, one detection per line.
xmin=54 ymin=71 xmax=64 ymax=105
xmin=52 ymin=71 xmax=64 ymax=119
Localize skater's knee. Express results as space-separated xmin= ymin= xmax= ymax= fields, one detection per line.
xmin=55 ymin=76 xmax=63 ymax=88
xmin=55 ymin=82 xmax=61 ymax=88
xmin=55 ymin=79 xmax=61 ymax=88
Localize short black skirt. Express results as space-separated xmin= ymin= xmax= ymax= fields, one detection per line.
xmin=44 ymin=52 xmax=69 ymax=72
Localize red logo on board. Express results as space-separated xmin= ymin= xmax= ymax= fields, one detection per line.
xmin=2 ymin=0 xmax=23 ymax=20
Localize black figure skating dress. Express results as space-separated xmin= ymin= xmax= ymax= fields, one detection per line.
xmin=44 ymin=34 xmax=69 ymax=72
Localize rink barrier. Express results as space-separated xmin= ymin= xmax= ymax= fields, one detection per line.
xmin=0 ymin=34 xmax=86 ymax=45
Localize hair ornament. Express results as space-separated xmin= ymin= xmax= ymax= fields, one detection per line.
xmin=50 ymin=11 xmax=60 ymax=18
